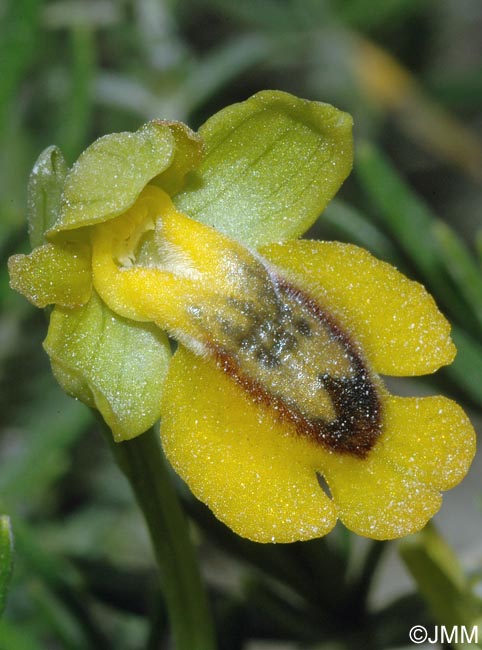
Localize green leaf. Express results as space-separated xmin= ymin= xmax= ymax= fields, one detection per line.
xmin=476 ymin=230 xmax=482 ymax=266
xmin=182 ymin=34 xmax=280 ymax=117
xmin=355 ymin=141 xmax=479 ymax=330
xmin=323 ymin=198 xmax=402 ymax=263
xmin=27 ymin=145 xmax=68 ymax=248
xmin=334 ymin=0 xmax=422 ymax=29
xmin=433 ymin=220 xmax=482 ymax=332
xmin=356 ymin=141 xmax=442 ymax=283
xmin=44 ymin=291 xmax=171 ymax=441
xmin=10 ymin=517 xmax=112 ymax=648
xmin=57 ymin=27 xmax=96 ymax=162
xmin=0 ymin=381 xmax=91 ymax=503
xmin=0 ymin=515 xmax=14 ymax=618
xmin=0 ymin=619 xmax=43 ymax=650
xmin=0 ymin=0 xmax=41 ymax=139
xmin=399 ymin=524 xmax=481 ymax=641
xmin=175 ymin=90 xmax=353 ymax=247
xmin=49 ymin=121 xmax=202 ymax=235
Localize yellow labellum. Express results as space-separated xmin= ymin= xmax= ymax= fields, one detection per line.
xmin=92 ymin=185 xmax=385 ymax=458
xmin=90 ymin=184 xmax=475 ymax=542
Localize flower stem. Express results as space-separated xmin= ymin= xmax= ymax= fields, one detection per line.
xmin=104 ymin=425 xmax=216 ymax=650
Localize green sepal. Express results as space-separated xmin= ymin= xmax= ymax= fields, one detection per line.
xmin=174 ymin=90 xmax=353 ymax=247
xmin=44 ymin=291 xmax=171 ymax=441
xmin=0 ymin=515 xmax=14 ymax=619
xmin=27 ymin=145 xmax=68 ymax=248
xmin=8 ymin=241 xmax=91 ymax=308
xmin=48 ymin=121 xmax=203 ymax=236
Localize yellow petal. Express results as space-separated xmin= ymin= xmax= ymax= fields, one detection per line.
xmin=160 ymin=346 xmax=337 ymax=543
xmin=377 ymin=395 xmax=476 ymax=490
xmin=322 ymin=451 xmax=442 ymax=540
xmin=261 ymin=240 xmax=455 ymax=376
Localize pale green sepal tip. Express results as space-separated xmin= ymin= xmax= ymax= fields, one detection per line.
xmin=44 ymin=292 xmax=172 ymax=441
xmin=174 ymin=90 xmax=353 ymax=248
xmin=27 ymin=145 xmax=68 ymax=249
xmin=0 ymin=515 xmax=14 ymax=619
xmin=47 ymin=121 xmax=177 ymax=236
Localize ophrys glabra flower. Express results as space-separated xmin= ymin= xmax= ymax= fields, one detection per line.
xmin=8 ymin=91 xmax=475 ymax=543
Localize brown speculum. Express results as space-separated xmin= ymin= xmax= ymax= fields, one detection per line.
xmin=185 ymin=256 xmax=382 ymax=458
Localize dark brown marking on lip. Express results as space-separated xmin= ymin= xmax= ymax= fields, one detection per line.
xmin=207 ymin=271 xmax=382 ymax=459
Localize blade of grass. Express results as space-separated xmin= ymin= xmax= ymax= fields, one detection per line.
xmin=0 ymin=618 xmax=44 ymax=650
xmin=323 ymin=199 xmax=402 ymax=263
xmin=12 ymin=517 xmax=113 ymax=649
xmin=94 ymin=72 xmax=161 ymax=119
xmin=43 ymin=0 xmax=120 ymax=28
xmin=348 ymin=540 xmax=387 ymax=613
xmin=0 ymin=0 xmax=41 ymax=139
xmin=356 ymin=141 xmax=445 ymax=283
xmin=0 ymin=516 xmax=14 ymax=618
xmin=354 ymin=42 xmax=482 ymax=180
xmin=134 ymin=0 xmax=185 ymax=71
xmin=336 ymin=0 xmax=422 ymax=28
xmin=477 ymin=231 xmax=482 ymax=266
xmin=182 ymin=33 xmax=278 ymax=118
xmin=28 ymin=580 xmax=88 ymax=650
xmin=399 ymin=524 xmax=481 ymax=643
xmin=0 ymin=112 xmax=37 ymax=244
xmin=194 ymin=0 xmax=322 ymax=30
xmin=182 ymin=493 xmax=328 ymax=610
xmin=57 ymin=27 xmax=95 ymax=162
xmin=0 ymin=382 xmax=91 ymax=503
xmin=432 ymin=220 xmax=482 ymax=332
xmin=428 ymin=66 xmax=482 ymax=109
xmin=243 ymin=578 xmax=327 ymax=643
xmin=356 ymin=141 xmax=479 ymax=330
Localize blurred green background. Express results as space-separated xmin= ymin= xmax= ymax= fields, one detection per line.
xmin=1 ymin=0 xmax=482 ymax=648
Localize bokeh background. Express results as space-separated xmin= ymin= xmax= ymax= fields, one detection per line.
xmin=1 ymin=1 xmax=482 ymax=648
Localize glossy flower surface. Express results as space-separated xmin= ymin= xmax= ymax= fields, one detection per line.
xmin=8 ymin=91 xmax=475 ymax=542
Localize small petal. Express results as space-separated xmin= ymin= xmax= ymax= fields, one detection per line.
xmin=161 ymin=346 xmax=337 ymax=543
xmin=377 ymin=395 xmax=476 ymax=490
xmin=175 ymin=90 xmax=353 ymax=247
xmin=49 ymin=121 xmax=203 ymax=235
xmin=8 ymin=242 xmax=91 ymax=308
xmin=261 ymin=240 xmax=455 ymax=376
xmin=322 ymin=450 xmax=442 ymax=540
xmin=153 ymin=121 xmax=204 ymax=196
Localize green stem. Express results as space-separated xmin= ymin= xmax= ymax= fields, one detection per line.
xmin=104 ymin=426 xmax=216 ymax=650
